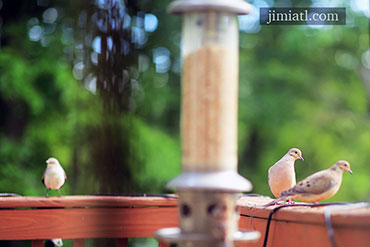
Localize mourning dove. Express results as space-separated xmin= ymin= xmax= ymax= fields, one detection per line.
xmin=266 ymin=160 xmax=352 ymax=205
xmin=42 ymin=158 xmax=67 ymax=197
xmin=268 ymin=148 xmax=304 ymax=199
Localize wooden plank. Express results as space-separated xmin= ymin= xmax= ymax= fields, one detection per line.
xmin=0 ymin=207 xmax=178 ymax=240
xmin=0 ymin=195 xmax=368 ymax=247
xmin=0 ymin=195 xmax=178 ymax=209
xmin=237 ymin=196 xmax=370 ymax=247
xmin=31 ymin=240 xmax=43 ymax=247
xmin=158 ymin=241 xmax=171 ymax=247
xmin=114 ymin=238 xmax=128 ymax=247
xmin=238 ymin=214 xmax=370 ymax=247
xmin=73 ymin=239 xmax=85 ymax=247
xmin=238 ymin=196 xmax=370 ymax=226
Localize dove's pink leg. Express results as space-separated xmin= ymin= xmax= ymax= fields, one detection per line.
xmin=287 ymin=198 xmax=295 ymax=204
xmin=274 ymin=200 xmax=285 ymax=205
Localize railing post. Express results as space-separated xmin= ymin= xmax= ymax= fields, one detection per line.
xmin=73 ymin=239 xmax=85 ymax=247
xmin=114 ymin=238 xmax=128 ymax=247
xmin=31 ymin=240 xmax=44 ymax=247
xmin=158 ymin=240 xmax=171 ymax=247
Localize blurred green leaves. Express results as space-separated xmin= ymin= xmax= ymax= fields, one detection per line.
xmin=238 ymin=4 xmax=370 ymax=202
xmin=0 ymin=0 xmax=369 ymax=203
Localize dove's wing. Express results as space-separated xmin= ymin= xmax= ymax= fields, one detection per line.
xmin=283 ymin=170 xmax=337 ymax=196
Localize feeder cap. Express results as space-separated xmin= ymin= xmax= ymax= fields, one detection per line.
xmin=168 ymin=0 xmax=252 ymax=15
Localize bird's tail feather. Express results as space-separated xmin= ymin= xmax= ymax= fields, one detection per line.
xmin=262 ymin=195 xmax=290 ymax=207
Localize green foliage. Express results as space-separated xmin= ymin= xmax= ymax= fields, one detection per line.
xmin=0 ymin=0 xmax=369 ymax=204
xmin=132 ymin=118 xmax=180 ymax=192
xmin=238 ymin=5 xmax=370 ymax=202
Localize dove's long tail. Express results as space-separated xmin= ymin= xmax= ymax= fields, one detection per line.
xmin=262 ymin=195 xmax=290 ymax=207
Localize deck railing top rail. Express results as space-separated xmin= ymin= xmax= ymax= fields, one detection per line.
xmin=238 ymin=196 xmax=370 ymax=227
xmin=0 ymin=195 xmax=178 ymax=209
xmin=0 ymin=195 xmax=368 ymax=247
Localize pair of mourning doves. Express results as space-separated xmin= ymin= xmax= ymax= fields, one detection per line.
xmin=42 ymin=158 xmax=67 ymax=197
xmin=266 ymin=160 xmax=352 ymax=205
xmin=268 ymin=148 xmax=304 ymax=199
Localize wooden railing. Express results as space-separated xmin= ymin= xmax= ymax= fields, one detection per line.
xmin=0 ymin=195 xmax=369 ymax=247
xmin=0 ymin=195 xmax=178 ymax=247
xmin=238 ymin=196 xmax=370 ymax=247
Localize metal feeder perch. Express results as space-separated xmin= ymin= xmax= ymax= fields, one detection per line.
xmin=156 ymin=0 xmax=260 ymax=246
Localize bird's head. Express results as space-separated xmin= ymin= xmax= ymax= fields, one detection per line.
xmin=288 ymin=148 xmax=304 ymax=161
xmin=334 ymin=160 xmax=352 ymax=174
xmin=46 ymin=158 xmax=60 ymax=166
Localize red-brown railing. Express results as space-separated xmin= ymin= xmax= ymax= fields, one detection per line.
xmin=0 ymin=195 xmax=178 ymax=247
xmin=238 ymin=197 xmax=370 ymax=247
xmin=0 ymin=195 xmax=369 ymax=247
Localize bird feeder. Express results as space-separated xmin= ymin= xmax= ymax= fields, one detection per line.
xmin=155 ymin=0 xmax=260 ymax=246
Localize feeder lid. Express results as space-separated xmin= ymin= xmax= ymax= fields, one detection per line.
xmin=168 ymin=0 xmax=252 ymax=15
xmin=167 ymin=170 xmax=253 ymax=192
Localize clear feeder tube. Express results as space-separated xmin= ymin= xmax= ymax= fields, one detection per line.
xmin=182 ymin=12 xmax=239 ymax=172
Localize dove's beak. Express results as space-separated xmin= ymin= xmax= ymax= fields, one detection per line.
xmin=348 ymin=169 xmax=352 ymax=174
xmin=300 ymin=156 xmax=304 ymax=161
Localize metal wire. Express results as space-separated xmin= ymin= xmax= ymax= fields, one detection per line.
xmin=262 ymin=202 xmax=349 ymax=247
xmin=0 ymin=193 xmax=21 ymax=197
xmin=241 ymin=193 xmax=272 ymax=199
xmin=324 ymin=202 xmax=370 ymax=247
xmin=90 ymin=193 xmax=179 ymax=199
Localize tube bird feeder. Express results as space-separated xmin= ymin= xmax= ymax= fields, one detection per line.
xmin=156 ymin=0 xmax=260 ymax=246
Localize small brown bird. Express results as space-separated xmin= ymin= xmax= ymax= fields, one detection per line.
xmin=268 ymin=148 xmax=304 ymax=200
xmin=42 ymin=158 xmax=67 ymax=197
xmin=266 ymin=160 xmax=352 ymax=205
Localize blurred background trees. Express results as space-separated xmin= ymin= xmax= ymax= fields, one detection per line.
xmin=0 ymin=0 xmax=369 ymax=203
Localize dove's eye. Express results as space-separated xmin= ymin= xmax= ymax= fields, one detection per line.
xmin=344 ymin=164 xmax=348 ymax=167
xmin=294 ymin=151 xmax=298 ymax=154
